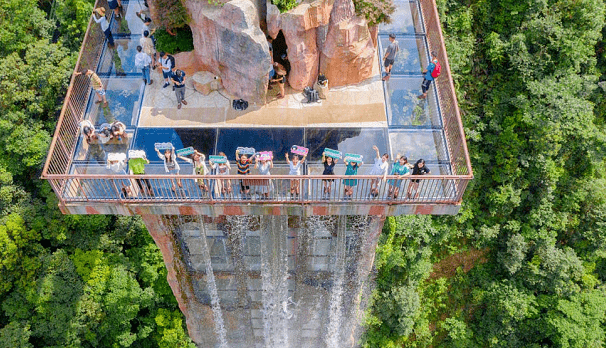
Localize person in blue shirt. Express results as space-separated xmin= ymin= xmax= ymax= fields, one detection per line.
xmin=418 ymin=51 xmax=438 ymax=99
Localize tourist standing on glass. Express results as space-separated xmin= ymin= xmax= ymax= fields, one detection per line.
xmin=140 ymin=31 xmax=157 ymax=68
xmin=178 ymin=150 xmax=209 ymax=195
xmin=418 ymin=51 xmax=439 ymax=99
xmin=387 ymin=155 xmax=410 ymax=199
xmin=171 ymin=68 xmax=187 ymax=109
xmin=92 ymin=7 xmax=114 ymax=48
xmin=407 ymin=159 xmax=431 ymax=199
xmin=255 ymin=155 xmax=273 ymax=199
xmin=75 ymin=69 xmax=108 ymax=107
xmin=107 ymin=0 xmax=122 ymax=19
xmin=236 ymin=150 xmax=254 ymax=198
xmin=210 ymin=152 xmax=231 ymax=197
xmin=343 ymin=159 xmax=362 ymax=199
xmin=156 ymin=148 xmax=181 ymax=192
xmin=322 ymin=153 xmax=337 ymax=199
xmin=286 ymin=153 xmax=305 ymax=198
xmin=129 ymin=155 xmax=153 ymax=197
xmin=382 ymin=33 xmax=399 ymax=81
xmin=369 ymin=145 xmax=389 ymax=198
xmin=135 ymin=45 xmax=153 ymax=85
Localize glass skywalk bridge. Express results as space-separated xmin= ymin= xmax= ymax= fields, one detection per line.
xmin=42 ymin=0 xmax=472 ymax=216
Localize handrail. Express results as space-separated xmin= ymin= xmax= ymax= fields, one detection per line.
xmin=419 ymin=0 xmax=473 ymax=177
xmin=42 ymin=0 xmax=107 ymax=177
xmin=45 ymin=173 xmax=472 ymax=205
xmin=40 ymin=0 xmax=474 ymax=210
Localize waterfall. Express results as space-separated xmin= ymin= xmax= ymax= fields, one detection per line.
xmin=172 ymin=214 xmax=383 ymax=348
xmin=325 ymin=216 xmax=348 ymax=348
xmin=259 ymin=215 xmax=291 ymax=348
xmin=198 ymin=219 xmax=229 ymax=348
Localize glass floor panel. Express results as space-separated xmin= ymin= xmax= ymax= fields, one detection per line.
xmin=388 ymin=128 xmax=449 ymax=162
xmin=109 ymin=0 xmax=148 ymax=36
xmin=305 ymin=128 xmax=389 ymax=162
xmin=84 ymin=77 xmax=144 ymax=126
xmin=384 ymin=76 xmax=440 ymax=127
xmin=378 ymin=36 xmax=428 ymax=75
xmin=379 ymin=0 xmax=424 ymax=35
xmin=132 ymin=127 xmax=190 ymax=155
xmin=217 ymin=128 xmax=305 ymax=161
xmin=98 ymin=37 xmax=143 ymax=76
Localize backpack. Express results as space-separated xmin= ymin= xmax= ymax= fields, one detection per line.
xmin=232 ymin=99 xmax=248 ymax=111
xmin=167 ymin=54 xmax=175 ymax=69
xmin=304 ymin=87 xmax=319 ymax=103
xmin=431 ymin=60 xmax=441 ymax=78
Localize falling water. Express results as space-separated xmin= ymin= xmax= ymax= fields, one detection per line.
xmin=173 ymin=215 xmax=382 ymax=348
xmin=197 ymin=219 xmax=229 ymax=348
xmin=325 ymin=216 xmax=348 ymax=348
xmin=259 ymin=215 xmax=291 ymax=348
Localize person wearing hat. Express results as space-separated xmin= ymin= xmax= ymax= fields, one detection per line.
xmin=92 ymin=7 xmax=114 ymax=47
xmin=382 ymin=33 xmax=399 ymax=81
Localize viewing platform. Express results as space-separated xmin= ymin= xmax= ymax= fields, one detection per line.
xmin=42 ymin=0 xmax=472 ymax=216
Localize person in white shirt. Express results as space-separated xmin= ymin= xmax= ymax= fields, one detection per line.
xmin=369 ymin=145 xmax=389 ymax=198
xmin=134 ymin=45 xmax=153 ymax=85
xmin=158 ymin=52 xmax=173 ymax=88
xmin=92 ymin=7 xmax=114 ymax=47
xmin=286 ymin=153 xmax=305 ymax=198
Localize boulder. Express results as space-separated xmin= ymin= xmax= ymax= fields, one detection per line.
xmin=184 ymin=0 xmax=271 ymax=102
xmin=267 ymin=0 xmax=333 ymax=90
xmin=192 ymin=71 xmax=224 ymax=95
xmin=174 ymin=51 xmax=203 ymax=76
xmin=319 ymin=0 xmax=375 ymax=87
xmin=267 ymin=0 xmax=376 ymax=90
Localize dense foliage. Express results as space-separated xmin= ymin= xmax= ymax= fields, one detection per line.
xmin=153 ymin=0 xmax=189 ymax=32
xmin=271 ymin=0 xmax=298 ymax=13
xmin=3 ymin=0 xmax=606 ymax=345
xmin=155 ymin=27 xmax=194 ymax=55
xmin=0 ymin=0 xmax=194 ymax=346
xmin=363 ymin=0 xmax=606 ymax=346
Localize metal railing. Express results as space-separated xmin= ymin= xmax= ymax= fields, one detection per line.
xmin=44 ymin=174 xmax=469 ymax=204
xmin=419 ymin=0 xmax=473 ymax=178
xmin=41 ymin=0 xmax=473 ymax=209
xmin=41 ymin=0 xmax=108 ymax=193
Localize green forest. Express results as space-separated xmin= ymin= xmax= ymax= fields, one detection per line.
xmin=1 ymin=0 xmax=606 ymax=347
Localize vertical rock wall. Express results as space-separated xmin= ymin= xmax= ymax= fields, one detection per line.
xmin=267 ymin=0 xmax=333 ymax=90
xmin=319 ymin=0 xmax=375 ymax=87
xmin=267 ymin=0 xmax=376 ymax=90
xmin=149 ymin=0 xmax=375 ymax=101
xmin=183 ymin=0 xmax=271 ymax=103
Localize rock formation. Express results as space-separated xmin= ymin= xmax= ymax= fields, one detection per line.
xmin=266 ymin=0 xmax=333 ymax=90
xmin=267 ymin=0 xmax=376 ymax=90
xmin=319 ymin=0 xmax=375 ymax=87
xmin=149 ymin=0 xmax=376 ymax=101
xmin=183 ymin=0 xmax=271 ymax=103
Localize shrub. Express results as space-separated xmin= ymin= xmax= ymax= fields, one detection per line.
xmin=155 ymin=26 xmax=194 ymax=54
xmin=271 ymin=0 xmax=298 ymax=13
xmin=153 ymin=0 xmax=189 ymax=31
xmin=353 ymin=0 xmax=395 ymax=26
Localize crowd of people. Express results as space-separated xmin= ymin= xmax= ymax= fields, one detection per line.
xmin=78 ymin=126 xmax=432 ymax=200
xmin=86 ymin=2 xmax=189 ymax=110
